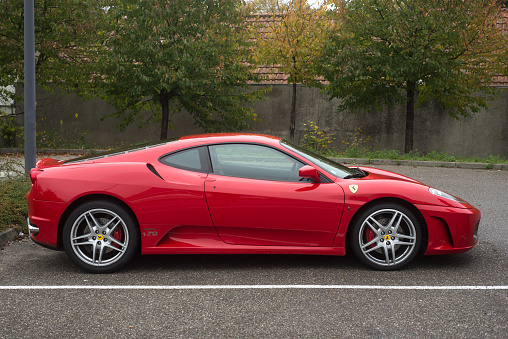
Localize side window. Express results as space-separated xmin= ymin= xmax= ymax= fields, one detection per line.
xmin=160 ymin=147 xmax=207 ymax=172
xmin=209 ymin=144 xmax=304 ymax=182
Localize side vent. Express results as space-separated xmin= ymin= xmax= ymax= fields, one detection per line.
xmin=147 ymin=163 xmax=164 ymax=180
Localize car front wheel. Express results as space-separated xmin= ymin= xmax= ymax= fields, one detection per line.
xmin=351 ymin=203 xmax=422 ymax=270
xmin=62 ymin=200 xmax=138 ymax=273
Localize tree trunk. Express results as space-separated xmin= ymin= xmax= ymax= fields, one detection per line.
xmin=404 ymin=81 xmax=416 ymax=153
xmin=290 ymin=81 xmax=297 ymax=142
xmin=159 ymin=90 xmax=170 ymax=140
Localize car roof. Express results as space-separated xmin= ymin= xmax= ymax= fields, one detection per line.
xmin=63 ymin=133 xmax=284 ymax=165
xmin=179 ymin=133 xmax=281 ymax=142
xmin=175 ymin=133 xmax=282 ymax=148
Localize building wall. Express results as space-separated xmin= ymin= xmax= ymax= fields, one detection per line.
xmin=10 ymin=84 xmax=508 ymax=158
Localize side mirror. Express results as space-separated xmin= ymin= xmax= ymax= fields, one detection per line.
xmin=298 ymin=165 xmax=321 ymax=183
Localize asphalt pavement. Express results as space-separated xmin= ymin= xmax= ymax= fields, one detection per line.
xmin=0 ymin=165 xmax=507 ymax=338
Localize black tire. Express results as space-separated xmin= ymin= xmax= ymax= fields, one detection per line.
xmin=351 ymin=203 xmax=421 ymax=270
xmin=62 ymin=200 xmax=139 ymax=273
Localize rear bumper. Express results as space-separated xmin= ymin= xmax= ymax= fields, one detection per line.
xmin=27 ymin=195 xmax=68 ymax=249
xmin=416 ymin=204 xmax=481 ymax=255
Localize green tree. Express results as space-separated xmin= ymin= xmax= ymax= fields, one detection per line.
xmin=252 ymin=0 xmax=330 ymax=141
xmin=0 ymin=0 xmax=111 ymax=103
xmin=246 ymin=0 xmax=289 ymax=13
xmin=92 ymin=0 xmax=265 ymax=140
xmin=320 ymin=0 xmax=508 ymax=153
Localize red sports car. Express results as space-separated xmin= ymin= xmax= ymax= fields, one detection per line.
xmin=27 ymin=134 xmax=480 ymax=273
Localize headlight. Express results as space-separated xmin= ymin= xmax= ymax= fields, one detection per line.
xmin=429 ymin=187 xmax=465 ymax=203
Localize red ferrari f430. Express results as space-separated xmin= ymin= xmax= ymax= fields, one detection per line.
xmin=27 ymin=134 xmax=480 ymax=273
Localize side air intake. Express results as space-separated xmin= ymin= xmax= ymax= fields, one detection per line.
xmin=147 ymin=163 xmax=164 ymax=180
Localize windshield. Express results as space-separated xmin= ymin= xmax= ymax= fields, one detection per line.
xmin=281 ymin=141 xmax=357 ymax=179
xmin=64 ymin=140 xmax=175 ymax=164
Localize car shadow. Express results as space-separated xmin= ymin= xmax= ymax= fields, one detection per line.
xmin=33 ymin=247 xmax=482 ymax=277
xmin=127 ymin=253 xmax=361 ymax=273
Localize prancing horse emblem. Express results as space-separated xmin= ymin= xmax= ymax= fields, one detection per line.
xmin=349 ymin=185 xmax=358 ymax=194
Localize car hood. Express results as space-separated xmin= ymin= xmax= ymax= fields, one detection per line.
xmin=337 ymin=166 xmax=475 ymax=209
xmin=355 ymin=166 xmax=423 ymax=184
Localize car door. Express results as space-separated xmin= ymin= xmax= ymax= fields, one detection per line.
xmin=152 ymin=146 xmax=214 ymax=228
xmin=204 ymin=143 xmax=345 ymax=247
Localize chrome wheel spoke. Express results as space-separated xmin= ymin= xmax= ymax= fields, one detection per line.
xmin=109 ymin=237 xmax=126 ymax=249
xmin=103 ymin=242 xmax=125 ymax=253
xmin=394 ymin=240 xmax=414 ymax=246
xmin=97 ymin=245 xmax=105 ymax=264
xmin=367 ymin=216 xmax=385 ymax=230
xmin=91 ymin=243 xmax=97 ymax=263
xmin=389 ymin=243 xmax=396 ymax=264
xmin=71 ymin=233 xmax=92 ymax=242
xmin=392 ymin=213 xmax=404 ymax=234
xmin=396 ymin=234 xmax=415 ymax=241
xmin=363 ymin=243 xmax=382 ymax=254
xmin=361 ymin=237 xmax=379 ymax=250
xmin=102 ymin=216 xmax=118 ymax=229
xmin=383 ymin=246 xmax=390 ymax=264
xmin=366 ymin=220 xmax=379 ymax=233
xmin=85 ymin=212 xmax=99 ymax=229
xmin=385 ymin=211 xmax=399 ymax=229
xmin=108 ymin=219 xmax=122 ymax=235
xmin=74 ymin=240 xmax=94 ymax=247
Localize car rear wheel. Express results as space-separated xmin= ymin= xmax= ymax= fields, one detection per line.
xmin=351 ymin=203 xmax=421 ymax=270
xmin=63 ymin=200 xmax=138 ymax=273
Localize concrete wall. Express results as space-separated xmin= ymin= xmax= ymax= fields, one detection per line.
xmin=251 ymin=85 xmax=508 ymax=158
xmin=8 ymin=84 xmax=508 ymax=158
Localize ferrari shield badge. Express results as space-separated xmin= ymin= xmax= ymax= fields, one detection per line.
xmin=349 ymin=185 xmax=358 ymax=194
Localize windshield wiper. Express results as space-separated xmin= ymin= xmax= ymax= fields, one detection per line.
xmin=343 ymin=168 xmax=367 ymax=179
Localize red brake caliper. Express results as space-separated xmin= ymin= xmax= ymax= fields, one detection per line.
xmin=365 ymin=228 xmax=376 ymax=248
xmin=112 ymin=228 xmax=123 ymax=248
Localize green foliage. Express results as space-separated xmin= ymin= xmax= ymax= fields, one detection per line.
xmin=253 ymin=0 xmax=330 ymax=86
xmin=0 ymin=116 xmax=23 ymax=148
xmin=0 ymin=0 xmax=112 ymax=103
xmin=301 ymin=121 xmax=335 ymax=155
xmin=0 ymin=117 xmax=89 ymax=149
xmin=320 ymin=0 xmax=508 ymax=151
xmin=246 ymin=0 xmax=289 ymax=12
xmin=36 ymin=129 xmax=89 ymax=149
xmin=89 ymin=0 xmax=266 ymax=140
xmin=0 ymin=175 xmax=31 ymax=232
xmin=251 ymin=0 xmax=331 ymax=140
xmin=341 ymin=127 xmax=371 ymax=158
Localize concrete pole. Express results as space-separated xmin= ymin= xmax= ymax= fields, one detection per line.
xmin=24 ymin=0 xmax=37 ymax=172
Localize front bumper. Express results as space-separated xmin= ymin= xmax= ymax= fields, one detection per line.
xmin=416 ymin=204 xmax=481 ymax=255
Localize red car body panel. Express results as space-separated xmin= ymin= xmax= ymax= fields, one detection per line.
xmin=27 ymin=133 xmax=480 ymax=259
xmin=205 ymin=174 xmax=344 ymax=246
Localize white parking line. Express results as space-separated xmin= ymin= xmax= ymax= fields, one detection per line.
xmin=0 ymin=285 xmax=507 ymax=290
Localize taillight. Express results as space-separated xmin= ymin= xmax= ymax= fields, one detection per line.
xmin=30 ymin=168 xmax=43 ymax=184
